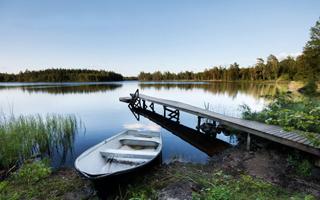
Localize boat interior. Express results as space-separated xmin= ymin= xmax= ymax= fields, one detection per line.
xmin=76 ymin=130 xmax=161 ymax=177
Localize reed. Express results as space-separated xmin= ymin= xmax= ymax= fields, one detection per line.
xmin=0 ymin=113 xmax=79 ymax=171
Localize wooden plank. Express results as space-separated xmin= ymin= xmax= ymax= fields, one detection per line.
xmin=297 ymin=137 xmax=309 ymax=144
xmin=289 ymin=134 xmax=305 ymax=142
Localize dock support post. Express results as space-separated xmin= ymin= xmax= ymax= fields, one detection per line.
xmin=246 ymin=133 xmax=251 ymax=151
xmin=315 ymin=159 xmax=320 ymax=168
xmin=163 ymin=106 xmax=180 ymax=123
xmin=197 ymin=116 xmax=201 ymax=131
xmin=150 ymin=103 xmax=155 ymax=112
xmin=142 ymin=100 xmax=147 ymax=109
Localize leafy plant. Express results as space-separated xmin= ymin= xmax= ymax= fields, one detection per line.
xmin=241 ymin=94 xmax=320 ymax=147
xmin=287 ymin=154 xmax=312 ymax=177
xmin=12 ymin=160 xmax=51 ymax=184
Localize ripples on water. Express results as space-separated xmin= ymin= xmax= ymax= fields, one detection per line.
xmin=0 ymin=81 xmax=287 ymax=167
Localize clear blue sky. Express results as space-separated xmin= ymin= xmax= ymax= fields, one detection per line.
xmin=0 ymin=0 xmax=319 ymax=76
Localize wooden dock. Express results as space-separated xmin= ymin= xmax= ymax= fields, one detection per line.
xmin=120 ymin=90 xmax=320 ymax=157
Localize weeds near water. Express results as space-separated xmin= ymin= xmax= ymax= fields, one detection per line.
xmin=0 ymin=159 xmax=92 ymax=200
xmin=0 ymin=113 xmax=80 ymax=173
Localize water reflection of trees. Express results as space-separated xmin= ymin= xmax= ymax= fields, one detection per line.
xmin=0 ymin=84 xmax=122 ymax=94
xmin=139 ymin=82 xmax=287 ymax=99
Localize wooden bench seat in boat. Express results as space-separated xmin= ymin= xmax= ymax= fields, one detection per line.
xmin=100 ymin=149 xmax=158 ymax=160
xmin=119 ymin=136 xmax=160 ymax=147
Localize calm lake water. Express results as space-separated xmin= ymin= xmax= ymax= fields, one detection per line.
xmin=0 ymin=81 xmax=284 ymax=167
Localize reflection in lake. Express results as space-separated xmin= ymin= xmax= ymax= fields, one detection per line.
xmin=0 ymin=81 xmax=279 ymax=166
xmin=130 ymin=107 xmax=233 ymax=157
xmin=0 ymin=83 xmax=122 ymax=94
xmin=139 ymin=81 xmax=287 ymax=99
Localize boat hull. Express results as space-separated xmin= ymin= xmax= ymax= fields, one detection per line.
xmin=74 ymin=130 xmax=162 ymax=180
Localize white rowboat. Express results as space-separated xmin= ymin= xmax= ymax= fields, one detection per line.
xmin=74 ymin=130 xmax=162 ymax=179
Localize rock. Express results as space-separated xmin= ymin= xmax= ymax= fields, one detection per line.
xmin=158 ymin=181 xmax=195 ymax=200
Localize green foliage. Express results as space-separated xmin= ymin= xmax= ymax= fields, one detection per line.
xmin=287 ymin=155 xmax=312 ymax=177
xmin=137 ymin=54 xmax=312 ymax=82
xmin=0 ymin=181 xmax=8 ymax=192
xmin=0 ymin=114 xmax=79 ymax=171
xmin=12 ymin=160 xmax=51 ymax=184
xmin=303 ymin=18 xmax=320 ymax=83
xmin=241 ymin=94 xmax=320 ymax=147
xmin=0 ymin=68 xmax=123 ymax=82
xmin=0 ymin=161 xmax=90 ymax=200
xmin=297 ymin=160 xmax=313 ymax=177
xmin=123 ymin=184 xmax=156 ymax=200
xmin=299 ymin=80 xmax=318 ymax=95
xmin=193 ymin=172 xmax=312 ymax=200
xmin=121 ymin=163 xmax=313 ymax=200
xmin=196 ymin=185 xmax=232 ymax=200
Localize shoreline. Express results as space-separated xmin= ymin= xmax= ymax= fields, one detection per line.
xmin=2 ymin=135 xmax=319 ymax=199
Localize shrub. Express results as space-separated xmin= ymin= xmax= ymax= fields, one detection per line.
xmin=12 ymin=160 xmax=51 ymax=184
xmin=241 ymin=94 xmax=320 ymax=147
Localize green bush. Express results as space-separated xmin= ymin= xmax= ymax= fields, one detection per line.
xmin=12 ymin=160 xmax=51 ymax=184
xmin=287 ymin=155 xmax=312 ymax=177
xmin=241 ymin=94 xmax=320 ymax=147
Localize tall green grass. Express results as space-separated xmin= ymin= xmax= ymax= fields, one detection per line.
xmin=0 ymin=114 xmax=79 ymax=171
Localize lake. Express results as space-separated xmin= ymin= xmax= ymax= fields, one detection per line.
xmin=0 ymin=81 xmax=283 ymax=167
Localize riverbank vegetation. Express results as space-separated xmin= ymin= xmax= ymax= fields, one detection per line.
xmin=124 ymin=169 xmax=314 ymax=200
xmin=138 ymin=18 xmax=320 ymax=94
xmin=0 ymin=114 xmax=79 ymax=177
xmin=0 ymin=156 xmax=316 ymax=200
xmin=0 ymin=69 xmax=123 ymax=82
xmin=241 ymin=94 xmax=320 ymax=147
xmin=0 ymin=160 xmax=94 ymax=200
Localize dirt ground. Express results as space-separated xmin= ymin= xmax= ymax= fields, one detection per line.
xmin=155 ymin=135 xmax=320 ymax=200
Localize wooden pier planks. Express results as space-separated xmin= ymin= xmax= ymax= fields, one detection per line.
xmin=122 ymin=93 xmax=320 ymax=157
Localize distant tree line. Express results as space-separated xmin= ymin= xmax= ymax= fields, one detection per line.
xmin=138 ymin=55 xmax=306 ymax=81
xmin=0 ymin=69 xmax=123 ymax=82
xmin=138 ymin=18 xmax=320 ymax=86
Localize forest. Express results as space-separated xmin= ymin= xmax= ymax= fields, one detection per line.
xmin=138 ymin=18 xmax=320 ymax=88
xmin=0 ymin=69 xmax=123 ymax=82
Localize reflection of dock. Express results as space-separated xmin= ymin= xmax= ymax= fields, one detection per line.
xmin=120 ymin=90 xmax=320 ymax=158
xmin=130 ymin=107 xmax=230 ymax=156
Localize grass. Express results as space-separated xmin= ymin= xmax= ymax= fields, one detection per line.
xmin=241 ymin=94 xmax=320 ymax=147
xmin=192 ymin=171 xmax=314 ymax=200
xmin=0 ymin=113 xmax=79 ymax=173
xmin=0 ymin=160 xmax=93 ymax=200
xmin=0 ymin=161 xmax=315 ymax=200
xmin=114 ymin=163 xmax=314 ymax=200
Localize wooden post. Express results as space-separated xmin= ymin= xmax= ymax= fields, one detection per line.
xmin=142 ymin=100 xmax=146 ymax=109
xmin=315 ymin=159 xmax=320 ymax=168
xmin=246 ymin=133 xmax=251 ymax=151
xmin=197 ymin=116 xmax=201 ymax=131
xmin=176 ymin=110 xmax=180 ymax=123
